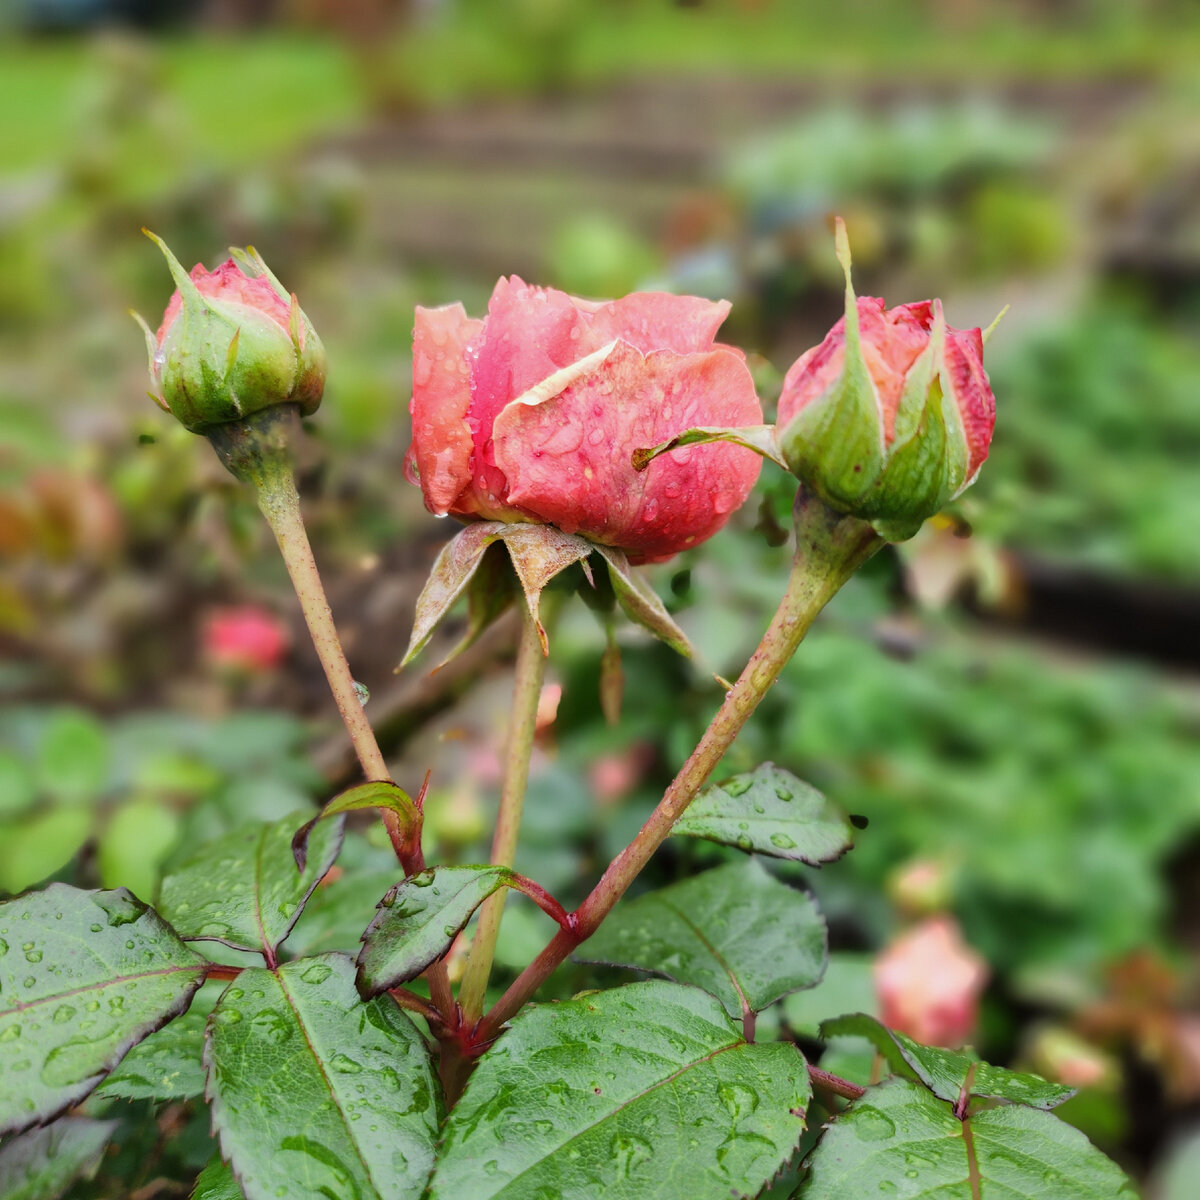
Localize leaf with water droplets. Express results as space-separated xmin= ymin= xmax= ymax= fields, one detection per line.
xmin=97 ymin=980 xmax=221 ymax=1102
xmin=192 ymin=1154 xmax=246 ymax=1199
xmin=595 ymin=545 xmax=692 ymax=658
xmin=158 ymin=812 xmax=343 ymax=957
xmin=0 ymin=1117 xmax=118 ymax=1199
xmin=673 ymin=763 xmax=854 ymax=865
xmin=291 ymin=783 xmax=417 ymax=873
xmin=819 ymin=1013 xmax=1075 ymax=1111
xmin=0 ymin=884 xmax=206 ymax=1135
xmin=205 ymin=953 xmax=440 ymax=1200
xmin=796 ymin=1076 xmax=1137 ymax=1199
xmin=431 ymin=980 xmax=809 ymax=1200
xmin=358 ymin=866 xmax=525 ymax=994
xmin=577 ymin=859 xmax=825 ymax=1020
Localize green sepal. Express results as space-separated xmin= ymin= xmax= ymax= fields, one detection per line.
xmin=778 ymin=220 xmax=887 ymax=508
xmin=632 ymin=423 xmax=788 ymax=472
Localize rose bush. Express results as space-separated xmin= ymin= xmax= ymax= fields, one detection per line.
xmin=404 ymin=276 xmax=762 ymax=562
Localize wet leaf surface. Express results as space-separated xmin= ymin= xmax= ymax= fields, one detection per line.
xmin=673 ymin=764 xmax=854 ymax=865
xmin=205 ymin=953 xmax=440 ymax=1200
xmin=578 ymin=859 xmax=826 ymax=1020
xmin=192 ymin=1154 xmax=246 ymax=1199
xmin=430 ymin=980 xmax=810 ymax=1200
xmin=820 ymin=1014 xmax=1074 ymax=1110
xmin=0 ymin=1117 xmax=118 ymax=1200
xmin=796 ymin=1077 xmax=1137 ymax=1199
xmin=357 ymin=866 xmax=516 ymax=993
xmin=158 ymin=813 xmax=343 ymax=956
xmin=97 ymin=979 xmax=222 ymax=1102
xmin=0 ymin=885 xmax=206 ymax=1134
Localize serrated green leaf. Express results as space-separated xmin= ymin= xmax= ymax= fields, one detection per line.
xmin=0 ymin=1117 xmax=118 ymax=1200
xmin=36 ymin=710 xmax=108 ymax=807
xmin=430 ymin=981 xmax=810 ymax=1200
xmin=192 ymin=1155 xmax=245 ymax=1200
xmin=796 ymin=1077 xmax=1137 ymax=1199
xmin=673 ymin=764 xmax=854 ymax=864
xmin=205 ymin=953 xmax=440 ymax=1200
xmin=0 ymin=884 xmax=206 ymax=1135
xmin=158 ymin=813 xmax=343 ymax=956
xmin=820 ymin=1014 xmax=1074 ymax=1110
xmin=97 ymin=980 xmax=220 ymax=1101
xmin=0 ymin=808 xmax=93 ymax=895
xmin=284 ymin=868 xmax=403 ymax=959
xmin=357 ymin=866 xmax=515 ymax=994
xmin=577 ymin=860 xmax=826 ymax=1020
xmin=291 ymin=782 xmax=416 ymax=873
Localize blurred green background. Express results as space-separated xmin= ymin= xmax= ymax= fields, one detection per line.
xmin=2 ymin=0 xmax=1200 ymax=1195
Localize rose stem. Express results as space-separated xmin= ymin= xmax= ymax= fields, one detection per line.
xmin=210 ymin=409 xmax=454 ymax=1020
xmin=457 ymin=603 xmax=547 ymax=1024
xmin=476 ymin=490 xmax=881 ymax=1043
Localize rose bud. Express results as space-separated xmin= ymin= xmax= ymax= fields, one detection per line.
xmin=403 ymin=277 xmax=762 ymax=563
xmin=134 ymin=232 xmax=326 ymax=434
xmin=777 ymin=220 xmax=997 ymax=541
xmin=874 ymin=916 xmax=989 ymax=1048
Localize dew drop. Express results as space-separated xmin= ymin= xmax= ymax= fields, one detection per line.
xmin=853 ymin=1107 xmax=896 ymax=1141
xmin=0 ymin=939 xmax=7 ymax=957
xmin=641 ymin=498 xmax=660 ymax=523
xmin=0 ymin=1024 xmax=19 ymax=1042
xmin=301 ymin=962 xmax=333 ymax=985
xmin=724 ymin=777 xmax=752 ymax=798
xmin=353 ymin=681 xmax=370 ymax=706
xmin=769 ymin=833 xmax=796 ymax=850
xmin=587 ymin=427 xmax=604 ymax=446
xmin=53 ymin=1005 xmax=77 ymax=1025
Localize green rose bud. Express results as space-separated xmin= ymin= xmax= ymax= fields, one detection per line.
xmin=776 ymin=220 xmax=997 ymax=541
xmin=134 ymin=231 xmax=325 ymax=434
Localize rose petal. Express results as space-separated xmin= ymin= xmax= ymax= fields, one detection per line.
xmin=778 ymin=297 xmax=934 ymax=445
xmin=409 ymin=303 xmax=484 ymax=516
xmin=155 ymin=260 xmax=291 ymax=346
xmin=587 ymin=292 xmax=732 ymax=356
xmin=943 ymin=326 xmax=995 ymax=481
xmin=492 ymin=342 xmax=761 ymax=562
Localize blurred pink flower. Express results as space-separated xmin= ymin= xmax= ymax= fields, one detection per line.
xmin=202 ymin=605 xmax=290 ymax=674
xmin=875 ymin=916 xmax=989 ymax=1048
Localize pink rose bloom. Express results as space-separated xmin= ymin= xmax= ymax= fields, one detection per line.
xmin=404 ymin=277 xmax=762 ymax=563
xmin=874 ymin=916 xmax=989 ymax=1048
xmin=203 ymin=605 xmax=290 ymax=674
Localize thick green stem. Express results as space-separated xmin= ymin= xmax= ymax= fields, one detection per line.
xmin=457 ymin=604 xmax=547 ymax=1024
xmin=476 ymin=490 xmax=881 ymax=1043
xmin=207 ymin=408 xmax=455 ymax=1020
